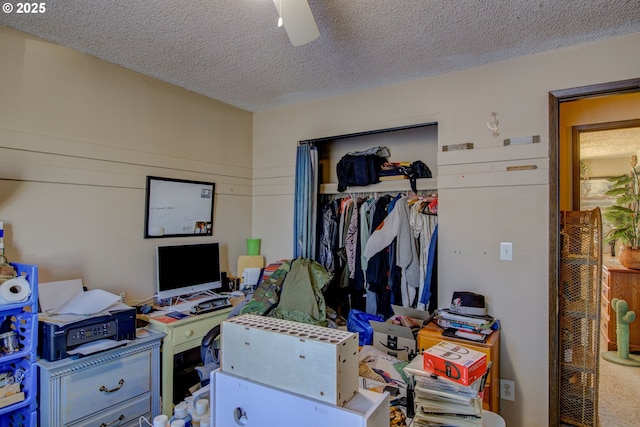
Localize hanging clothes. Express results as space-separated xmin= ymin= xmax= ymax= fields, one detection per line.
xmin=408 ymin=196 xmax=438 ymax=310
xmin=364 ymin=196 xmax=421 ymax=307
xmin=316 ymin=192 xmax=438 ymax=319
xmin=317 ymin=200 xmax=340 ymax=275
xmin=365 ymin=195 xmax=392 ymax=318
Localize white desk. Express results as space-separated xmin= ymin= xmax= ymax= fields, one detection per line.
xmin=143 ymin=307 xmax=232 ymax=414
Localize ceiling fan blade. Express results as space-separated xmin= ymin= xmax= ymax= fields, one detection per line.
xmin=273 ymin=0 xmax=320 ymax=46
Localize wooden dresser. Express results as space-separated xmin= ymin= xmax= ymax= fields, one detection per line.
xmin=601 ymin=259 xmax=640 ymax=353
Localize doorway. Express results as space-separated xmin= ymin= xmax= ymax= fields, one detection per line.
xmin=549 ymin=78 xmax=640 ymax=426
xmin=575 ymin=121 xmax=640 ymax=259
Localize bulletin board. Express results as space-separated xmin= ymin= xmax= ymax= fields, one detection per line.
xmin=144 ymin=176 xmax=215 ymax=238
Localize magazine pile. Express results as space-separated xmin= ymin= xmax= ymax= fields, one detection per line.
xmin=433 ymin=309 xmax=498 ymax=343
xmin=404 ymin=348 xmax=491 ymax=426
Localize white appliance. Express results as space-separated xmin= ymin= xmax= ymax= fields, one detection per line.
xmin=211 ymin=370 xmax=389 ymax=427
xmin=240 ymin=267 xmax=261 ymax=291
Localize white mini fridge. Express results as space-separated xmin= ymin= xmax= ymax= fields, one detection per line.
xmin=211 ymin=370 xmax=389 ymax=427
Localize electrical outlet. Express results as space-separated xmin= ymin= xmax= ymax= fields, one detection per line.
xmin=119 ymin=291 xmax=126 ymax=304
xmin=500 ymin=378 xmax=515 ymax=401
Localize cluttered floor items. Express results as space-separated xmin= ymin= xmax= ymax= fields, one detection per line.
xmin=405 ymin=352 xmax=490 ymax=427
xmin=349 ymin=291 xmax=502 ymax=426
xmin=211 ymin=314 xmax=391 ymax=427
xmin=180 ymin=254 xmax=501 ymax=427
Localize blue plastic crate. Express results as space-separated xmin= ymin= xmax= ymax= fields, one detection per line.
xmin=0 ymin=311 xmax=37 ymax=362
xmin=4 ymin=264 xmax=38 ymax=312
xmin=0 ymin=342 xmax=37 ymax=416
xmin=0 ymin=406 xmax=36 ymax=427
xmin=0 ymin=264 xmax=37 ymax=425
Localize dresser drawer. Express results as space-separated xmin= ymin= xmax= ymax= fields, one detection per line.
xmin=601 ymin=279 xmax=610 ymax=299
xmin=62 ymin=351 xmax=151 ymax=423
xmin=601 ymin=294 xmax=610 ymax=321
xmin=172 ymin=318 xmax=222 ymax=347
xmin=71 ymin=393 xmax=151 ymax=427
xmin=601 ymin=317 xmax=609 ymax=335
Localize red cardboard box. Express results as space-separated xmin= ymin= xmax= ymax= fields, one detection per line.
xmin=423 ymin=340 xmax=487 ymax=386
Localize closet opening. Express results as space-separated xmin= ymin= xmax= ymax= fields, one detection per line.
xmin=299 ymin=122 xmax=439 ymax=322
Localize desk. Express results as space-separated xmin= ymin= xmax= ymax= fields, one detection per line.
xmin=142 ymin=307 xmax=232 ymax=414
xmin=417 ymin=322 xmax=500 ymax=412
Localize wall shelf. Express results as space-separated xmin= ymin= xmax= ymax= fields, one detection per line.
xmin=319 ymin=178 xmax=438 ymax=195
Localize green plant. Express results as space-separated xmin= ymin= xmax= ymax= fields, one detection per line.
xmin=603 ymin=156 xmax=640 ymax=248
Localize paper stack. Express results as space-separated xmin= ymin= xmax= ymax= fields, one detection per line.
xmin=404 ymin=354 xmax=490 ymax=426
xmin=433 ymin=309 xmax=497 ymax=343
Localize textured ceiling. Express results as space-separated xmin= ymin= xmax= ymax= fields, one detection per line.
xmin=1 ymin=1 xmax=640 ymax=112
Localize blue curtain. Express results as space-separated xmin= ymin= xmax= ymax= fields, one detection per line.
xmin=293 ymin=144 xmax=318 ymax=258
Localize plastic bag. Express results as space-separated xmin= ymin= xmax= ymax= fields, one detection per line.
xmin=347 ymin=309 xmax=383 ymax=346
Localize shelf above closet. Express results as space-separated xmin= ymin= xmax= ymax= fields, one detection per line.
xmin=319 ymin=178 xmax=438 ymax=194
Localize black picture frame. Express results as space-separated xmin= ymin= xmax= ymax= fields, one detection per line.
xmin=144 ymin=176 xmax=215 ymax=238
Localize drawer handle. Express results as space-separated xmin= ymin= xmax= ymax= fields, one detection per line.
xmin=99 ymin=379 xmax=125 ymax=393
xmin=185 ymin=330 xmax=194 ymax=337
xmin=100 ymin=414 xmax=125 ymax=427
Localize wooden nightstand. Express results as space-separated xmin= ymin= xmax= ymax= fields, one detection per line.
xmin=417 ymin=322 xmax=500 ymax=412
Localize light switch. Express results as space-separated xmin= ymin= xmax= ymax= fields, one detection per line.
xmin=500 ymin=242 xmax=513 ymax=261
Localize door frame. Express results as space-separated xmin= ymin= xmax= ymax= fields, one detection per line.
xmin=548 ymin=77 xmax=640 ymax=425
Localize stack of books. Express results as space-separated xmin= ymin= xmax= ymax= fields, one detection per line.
xmin=433 ymin=309 xmax=498 ymax=343
xmin=404 ymin=354 xmax=491 ymax=426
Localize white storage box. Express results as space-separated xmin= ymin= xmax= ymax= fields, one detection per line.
xmin=211 ymin=370 xmax=389 ymax=427
xmin=221 ymin=314 xmax=359 ymax=406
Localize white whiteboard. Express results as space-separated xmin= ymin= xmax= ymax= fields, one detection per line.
xmin=144 ymin=176 xmax=215 ymax=238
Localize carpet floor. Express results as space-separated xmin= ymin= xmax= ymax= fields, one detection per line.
xmin=597 ymin=351 xmax=640 ymax=426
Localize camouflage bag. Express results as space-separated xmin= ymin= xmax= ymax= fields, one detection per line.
xmin=239 ymin=260 xmax=291 ymax=316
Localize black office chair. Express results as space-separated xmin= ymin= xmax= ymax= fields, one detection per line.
xmin=196 ymin=295 xmax=250 ymax=385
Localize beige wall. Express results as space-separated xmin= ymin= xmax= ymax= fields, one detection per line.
xmin=253 ymin=33 xmax=640 ymax=426
xmin=0 ymin=26 xmax=253 ymax=304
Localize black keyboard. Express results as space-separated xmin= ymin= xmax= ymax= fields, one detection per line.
xmin=190 ymin=298 xmax=231 ymax=315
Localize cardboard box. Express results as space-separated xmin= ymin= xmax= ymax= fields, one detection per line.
xmin=423 ymin=341 xmax=487 ymax=386
xmin=369 ymin=305 xmax=431 ymax=361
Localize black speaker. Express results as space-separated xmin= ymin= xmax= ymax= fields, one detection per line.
xmin=220 ymin=271 xmax=230 ymax=292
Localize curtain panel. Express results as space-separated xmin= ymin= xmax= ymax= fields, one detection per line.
xmin=293 ymin=144 xmax=318 ymax=258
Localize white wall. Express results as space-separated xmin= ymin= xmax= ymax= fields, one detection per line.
xmin=0 ymin=26 xmax=254 ymax=304
xmin=253 ymin=33 xmax=640 ymax=426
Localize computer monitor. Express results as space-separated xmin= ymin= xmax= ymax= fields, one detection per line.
xmin=155 ymin=242 xmax=221 ymax=300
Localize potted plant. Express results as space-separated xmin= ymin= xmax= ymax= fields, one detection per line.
xmin=603 ymin=155 xmax=640 ymax=269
